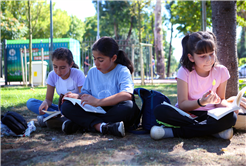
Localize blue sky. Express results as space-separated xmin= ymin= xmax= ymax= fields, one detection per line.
xmin=52 ymin=0 xmax=241 ymax=62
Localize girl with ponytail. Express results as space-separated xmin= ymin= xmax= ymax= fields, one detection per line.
xmin=151 ymin=31 xmax=237 ymax=140
xmin=61 ymin=37 xmax=140 ymax=137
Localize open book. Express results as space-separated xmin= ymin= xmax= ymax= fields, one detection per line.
xmin=63 ymin=97 xmax=106 ymax=114
xmin=43 ymin=110 xmax=61 ymax=122
xmin=161 ymin=101 xmax=197 ymax=119
xmin=43 ymin=94 xmax=64 ymax=122
xmin=208 ymin=86 xmax=246 ymax=120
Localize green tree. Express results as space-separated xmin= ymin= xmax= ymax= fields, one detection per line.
xmin=1 ymin=1 xmax=77 ymax=40
xmin=237 ymin=1 xmax=246 ymax=27
xmin=52 ymin=9 xmax=71 ymax=38
xmin=238 ymin=27 xmax=246 ymax=59
xmin=83 ymin=15 xmax=98 ymax=39
xmin=170 ymin=1 xmax=212 ymax=35
xmin=63 ymin=15 xmax=85 ymax=41
xmin=237 ymin=1 xmax=246 ymax=60
xmin=1 ymin=1 xmax=27 ymax=40
xmin=165 ymin=1 xmax=175 ymax=77
xmin=93 ymin=0 xmax=139 ymax=39
xmin=0 ymin=14 xmax=27 ymax=40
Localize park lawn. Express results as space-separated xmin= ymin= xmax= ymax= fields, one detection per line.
xmin=0 ymin=84 xmax=177 ymax=113
xmin=1 ymin=84 xmax=246 ymax=166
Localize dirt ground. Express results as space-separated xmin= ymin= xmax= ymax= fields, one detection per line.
xmin=1 ymin=106 xmax=246 ymax=166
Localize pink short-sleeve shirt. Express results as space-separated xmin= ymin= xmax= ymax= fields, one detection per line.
xmin=175 ymin=65 xmax=230 ymax=111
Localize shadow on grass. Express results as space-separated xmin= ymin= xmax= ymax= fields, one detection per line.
xmin=0 ymin=129 xmax=238 ymax=166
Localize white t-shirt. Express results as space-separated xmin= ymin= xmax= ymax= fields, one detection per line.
xmin=81 ymin=64 xmax=134 ymax=99
xmin=46 ymin=68 xmax=85 ymax=95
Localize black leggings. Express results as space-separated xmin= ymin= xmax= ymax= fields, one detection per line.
xmin=154 ymin=104 xmax=237 ymax=138
xmin=61 ymin=100 xmax=140 ymax=132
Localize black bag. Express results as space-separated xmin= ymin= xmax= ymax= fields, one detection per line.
xmin=129 ymin=88 xmax=171 ymax=134
xmin=1 ymin=111 xmax=28 ymax=135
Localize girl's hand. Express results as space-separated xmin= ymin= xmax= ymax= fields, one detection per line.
xmin=234 ymin=109 xmax=239 ymax=116
xmin=80 ymin=94 xmax=100 ymax=107
xmin=64 ymin=92 xmax=79 ymax=99
xmin=201 ymin=90 xmax=221 ymax=105
xmin=38 ymin=101 xmax=48 ymax=115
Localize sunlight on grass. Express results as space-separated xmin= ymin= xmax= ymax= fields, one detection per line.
xmin=135 ymin=84 xmax=177 ymax=104
xmin=0 ymin=84 xmax=177 ymax=112
xmin=1 ymin=86 xmax=59 ymax=111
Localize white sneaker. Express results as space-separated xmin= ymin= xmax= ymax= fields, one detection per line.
xmin=213 ymin=128 xmax=233 ymax=140
xmin=37 ymin=116 xmax=47 ymax=127
xmin=150 ymin=125 xmax=165 ymax=140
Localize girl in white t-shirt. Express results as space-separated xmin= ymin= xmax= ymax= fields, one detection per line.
xmin=26 ymin=47 xmax=85 ymax=128
xmin=150 ymin=31 xmax=237 ymax=140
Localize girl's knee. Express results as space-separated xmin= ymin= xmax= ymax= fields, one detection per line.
xmin=230 ymin=112 xmax=237 ymax=126
xmin=216 ymin=112 xmax=237 ymax=129
xmin=26 ymin=98 xmax=36 ymax=109
xmin=61 ymin=101 xmax=73 ymax=115
xmin=154 ymin=104 xmax=171 ymax=117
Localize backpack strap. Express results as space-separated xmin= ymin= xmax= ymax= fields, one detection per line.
xmin=127 ymin=88 xmax=151 ymax=134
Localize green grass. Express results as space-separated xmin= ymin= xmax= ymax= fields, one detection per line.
xmin=0 ymin=84 xmax=177 ymax=113
xmin=0 ymin=86 xmax=60 ymax=112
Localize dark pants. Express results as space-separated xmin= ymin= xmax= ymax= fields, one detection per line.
xmin=154 ymin=104 xmax=237 ymax=138
xmin=61 ymin=100 xmax=140 ymax=132
xmin=84 ymin=66 xmax=89 ymax=75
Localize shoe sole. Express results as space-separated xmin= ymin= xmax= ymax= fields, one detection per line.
xmin=150 ymin=126 xmax=165 ymax=140
xmin=46 ymin=116 xmax=67 ymax=129
xmin=37 ymin=116 xmax=47 ymax=127
xmin=219 ymin=128 xmax=233 ymax=140
xmin=62 ymin=120 xmax=70 ymax=134
xmin=118 ymin=121 xmax=125 ymax=137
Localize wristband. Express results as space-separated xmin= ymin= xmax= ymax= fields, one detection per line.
xmin=197 ymin=98 xmax=206 ymax=107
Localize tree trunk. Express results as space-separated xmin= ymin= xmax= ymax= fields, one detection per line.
xmin=126 ymin=16 xmax=133 ymax=42
xmin=113 ymin=20 xmax=118 ymax=39
xmin=167 ymin=23 xmax=173 ymax=77
xmin=211 ymin=1 xmax=238 ymax=98
xmin=240 ymin=27 xmax=245 ymax=58
xmin=154 ymin=0 xmax=165 ymax=78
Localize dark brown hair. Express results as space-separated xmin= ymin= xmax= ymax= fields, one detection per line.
xmin=52 ymin=47 xmax=79 ymax=69
xmin=180 ymin=31 xmax=219 ymax=71
xmin=92 ymin=37 xmax=134 ymax=74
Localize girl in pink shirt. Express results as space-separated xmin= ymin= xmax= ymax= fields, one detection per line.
xmin=150 ymin=31 xmax=237 ymax=140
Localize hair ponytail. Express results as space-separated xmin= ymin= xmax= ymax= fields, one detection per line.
xmin=180 ymin=34 xmax=194 ymax=71
xmin=180 ymin=31 xmax=217 ymax=71
xmin=72 ymin=61 xmax=79 ymax=69
xmin=115 ymin=50 xmax=134 ymax=74
xmin=92 ymin=37 xmax=134 ymax=74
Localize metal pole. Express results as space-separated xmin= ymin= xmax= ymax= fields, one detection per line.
xmin=49 ymin=0 xmax=53 ymax=71
xmin=131 ymin=44 xmax=135 ymax=80
xmin=20 ymin=48 xmax=25 ymax=85
xmin=149 ymin=46 xmax=153 ymax=85
xmin=202 ymin=1 xmax=206 ymax=31
xmin=24 ymin=46 xmax=28 ymax=87
xmin=28 ymin=0 xmax=33 ymax=87
xmin=0 ymin=42 xmax=2 ymax=78
xmin=97 ymin=0 xmax=100 ymax=40
xmin=140 ymin=44 xmax=144 ymax=85
xmin=4 ymin=39 xmax=7 ymax=85
xmin=41 ymin=48 xmax=44 ymax=86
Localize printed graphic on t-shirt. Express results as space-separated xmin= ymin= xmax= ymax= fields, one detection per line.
xmin=96 ymin=84 xmax=117 ymax=99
